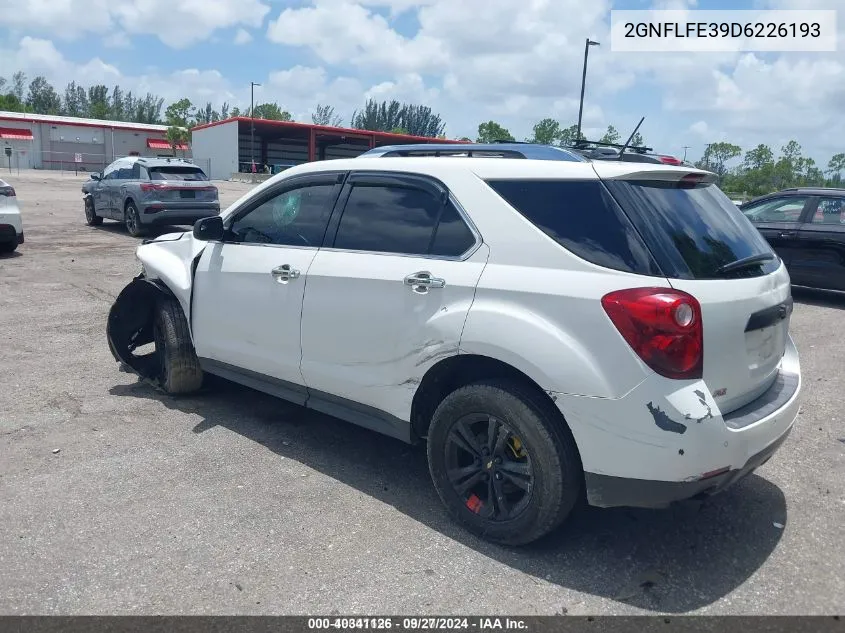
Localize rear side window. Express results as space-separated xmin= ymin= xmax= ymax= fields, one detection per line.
xmin=606 ymin=180 xmax=780 ymax=279
xmin=742 ymin=196 xmax=808 ymax=223
xmin=333 ymin=184 xmax=476 ymax=257
xmin=148 ymin=166 xmax=208 ymax=181
xmin=485 ymin=179 xmax=661 ymax=275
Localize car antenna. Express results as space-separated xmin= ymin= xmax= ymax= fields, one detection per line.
xmin=618 ymin=116 xmax=645 ymax=157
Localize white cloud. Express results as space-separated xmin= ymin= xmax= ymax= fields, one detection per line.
xmin=234 ymin=29 xmax=253 ymax=45
xmin=3 ymin=0 xmax=845 ymax=162
xmin=102 ymin=32 xmax=131 ymax=49
xmin=690 ymin=121 xmax=709 ymax=137
xmin=1 ymin=37 xmax=237 ymax=109
xmin=0 ymin=0 xmax=271 ymax=48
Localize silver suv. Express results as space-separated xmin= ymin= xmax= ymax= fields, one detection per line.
xmin=82 ymin=157 xmax=220 ymax=237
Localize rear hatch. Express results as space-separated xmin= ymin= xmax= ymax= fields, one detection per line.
xmin=599 ymin=166 xmax=792 ymax=414
xmin=143 ymin=165 xmax=218 ymax=204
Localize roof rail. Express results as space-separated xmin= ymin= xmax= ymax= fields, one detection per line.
xmin=358 ymin=143 xmax=587 ymax=162
xmin=570 ymin=139 xmax=653 ymax=153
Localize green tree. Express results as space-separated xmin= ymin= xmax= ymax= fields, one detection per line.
xmin=26 ymin=76 xmax=62 ymax=114
xmin=530 ymin=118 xmax=561 ymax=144
xmin=312 ymin=103 xmax=343 ymax=127
xmin=230 ymin=106 xmax=241 ymax=117
xmin=135 ymin=93 xmax=164 ymax=124
xmin=476 ymin=120 xmax=514 ymax=143
xmin=111 ymin=85 xmax=125 ymax=120
xmin=781 ymin=140 xmax=802 ymax=164
xmin=402 ymin=103 xmax=445 ymax=137
xmin=696 ymin=142 xmax=741 ymax=180
xmin=558 ymin=124 xmax=585 ymax=146
xmin=599 ymin=125 xmax=620 ymax=144
xmin=11 ymin=72 xmax=26 ymax=102
xmin=351 ymin=99 xmax=445 ymax=137
xmin=166 ymin=126 xmax=189 ymax=157
xmin=165 ymin=98 xmax=195 ymax=128
xmin=629 ymin=131 xmax=645 ymax=148
xmin=743 ymin=144 xmax=774 ymax=170
xmin=826 ymin=153 xmax=845 ymax=185
xmin=0 ymin=93 xmax=24 ymax=112
xmin=252 ymin=102 xmax=292 ymax=121
xmin=194 ymin=102 xmax=220 ymax=125
xmin=63 ymin=81 xmax=89 ymax=117
xmin=352 ymin=99 xmax=403 ymax=132
xmin=88 ymin=85 xmax=110 ymax=119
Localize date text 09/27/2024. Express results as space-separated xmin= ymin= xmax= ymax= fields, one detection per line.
xmin=307 ymin=617 xmax=528 ymax=631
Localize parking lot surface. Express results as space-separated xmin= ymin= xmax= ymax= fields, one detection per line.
xmin=0 ymin=170 xmax=843 ymax=615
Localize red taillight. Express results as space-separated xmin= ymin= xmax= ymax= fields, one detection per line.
xmin=140 ymin=183 xmax=166 ymax=192
xmin=601 ymin=287 xmax=703 ymax=380
xmin=0 ymin=186 xmax=15 ymax=197
xmin=659 ymin=155 xmax=683 ymax=166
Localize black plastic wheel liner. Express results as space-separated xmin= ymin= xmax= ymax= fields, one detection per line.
xmin=106 ymin=275 xmax=169 ymax=381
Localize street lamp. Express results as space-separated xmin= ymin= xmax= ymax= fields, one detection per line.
xmin=576 ymin=38 xmax=600 ymax=143
xmin=250 ymin=81 xmax=261 ymax=170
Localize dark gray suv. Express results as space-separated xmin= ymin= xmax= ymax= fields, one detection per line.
xmin=82 ymin=157 xmax=220 ymax=237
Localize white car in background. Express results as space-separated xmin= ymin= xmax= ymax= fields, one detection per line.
xmin=0 ymin=178 xmax=23 ymax=253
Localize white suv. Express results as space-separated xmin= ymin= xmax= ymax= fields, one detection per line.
xmin=0 ymin=178 xmax=24 ymax=253
xmin=107 ymin=147 xmax=801 ymax=545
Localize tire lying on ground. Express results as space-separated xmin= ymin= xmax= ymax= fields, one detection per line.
xmin=153 ymin=296 xmax=204 ymax=395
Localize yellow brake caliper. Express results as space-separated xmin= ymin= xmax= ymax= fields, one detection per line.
xmin=507 ymin=435 xmax=527 ymax=459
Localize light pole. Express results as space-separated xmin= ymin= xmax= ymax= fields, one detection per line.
xmin=250 ymin=81 xmax=261 ymax=170
xmin=576 ymin=38 xmax=600 ymax=143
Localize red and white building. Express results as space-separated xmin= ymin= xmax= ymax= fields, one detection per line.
xmin=191 ymin=117 xmax=463 ymax=181
xmin=0 ymin=111 xmax=190 ymax=172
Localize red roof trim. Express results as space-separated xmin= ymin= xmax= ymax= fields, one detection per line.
xmin=191 ymin=116 xmax=468 ymax=144
xmin=0 ymin=115 xmax=167 ymax=134
xmin=0 ymin=126 xmax=34 ymax=140
xmin=147 ymin=138 xmax=189 ymax=150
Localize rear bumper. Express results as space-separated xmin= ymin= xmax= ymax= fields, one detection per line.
xmin=555 ymin=335 xmax=801 ymax=509
xmin=0 ymin=224 xmax=22 ymax=243
xmin=584 ymin=423 xmax=792 ymax=508
xmin=139 ymin=205 xmax=219 ymax=226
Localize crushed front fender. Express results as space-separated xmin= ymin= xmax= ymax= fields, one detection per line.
xmin=106 ymin=274 xmax=170 ymax=381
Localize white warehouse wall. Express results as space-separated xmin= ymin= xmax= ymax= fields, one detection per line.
xmin=191 ymin=121 xmax=238 ymax=181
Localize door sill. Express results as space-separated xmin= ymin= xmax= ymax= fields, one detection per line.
xmin=198 ymin=357 xmax=413 ymax=444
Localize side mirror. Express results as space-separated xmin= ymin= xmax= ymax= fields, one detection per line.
xmin=91 ymin=172 xmax=102 ymax=181
xmin=193 ymin=216 xmax=224 ymax=241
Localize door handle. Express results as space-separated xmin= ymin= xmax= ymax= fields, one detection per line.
xmin=779 ymin=231 xmax=797 ymax=238
xmin=404 ymin=271 xmax=446 ymax=293
xmin=271 ymin=264 xmax=300 ymax=283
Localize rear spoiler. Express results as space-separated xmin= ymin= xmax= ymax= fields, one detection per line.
xmin=595 ymin=166 xmax=718 ymax=186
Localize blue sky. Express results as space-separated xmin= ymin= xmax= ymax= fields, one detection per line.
xmin=1 ymin=0 xmax=843 ymax=166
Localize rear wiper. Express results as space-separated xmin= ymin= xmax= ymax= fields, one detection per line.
xmin=716 ymin=252 xmax=776 ymax=275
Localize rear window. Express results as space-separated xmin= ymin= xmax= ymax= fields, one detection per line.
xmin=485 ymin=179 xmax=662 ymax=275
xmin=148 ymin=166 xmax=208 ymax=181
xmin=605 ymin=180 xmax=780 ymax=279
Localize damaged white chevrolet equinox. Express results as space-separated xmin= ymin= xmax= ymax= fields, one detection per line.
xmin=107 ymin=144 xmax=801 ymax=545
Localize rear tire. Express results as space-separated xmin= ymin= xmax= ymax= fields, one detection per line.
xmin=153 ymin=296 xmax=203 ymax=395
xmin=426 ymin=380 xmax=582 ymax=546
xmin=0 ymin=240 xmax=18 ymax=254
xmin=84 ymin=197 xmax=102 ymax=226
xmin=124 ymin=201 xmax=145 ymax=237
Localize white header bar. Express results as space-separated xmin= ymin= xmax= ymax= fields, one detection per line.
xmin=610 ymin=10 xmax=837 ymax=52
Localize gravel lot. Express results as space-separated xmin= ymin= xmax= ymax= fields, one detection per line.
xmin=0 ymin=169 xmax=843 ymax=616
